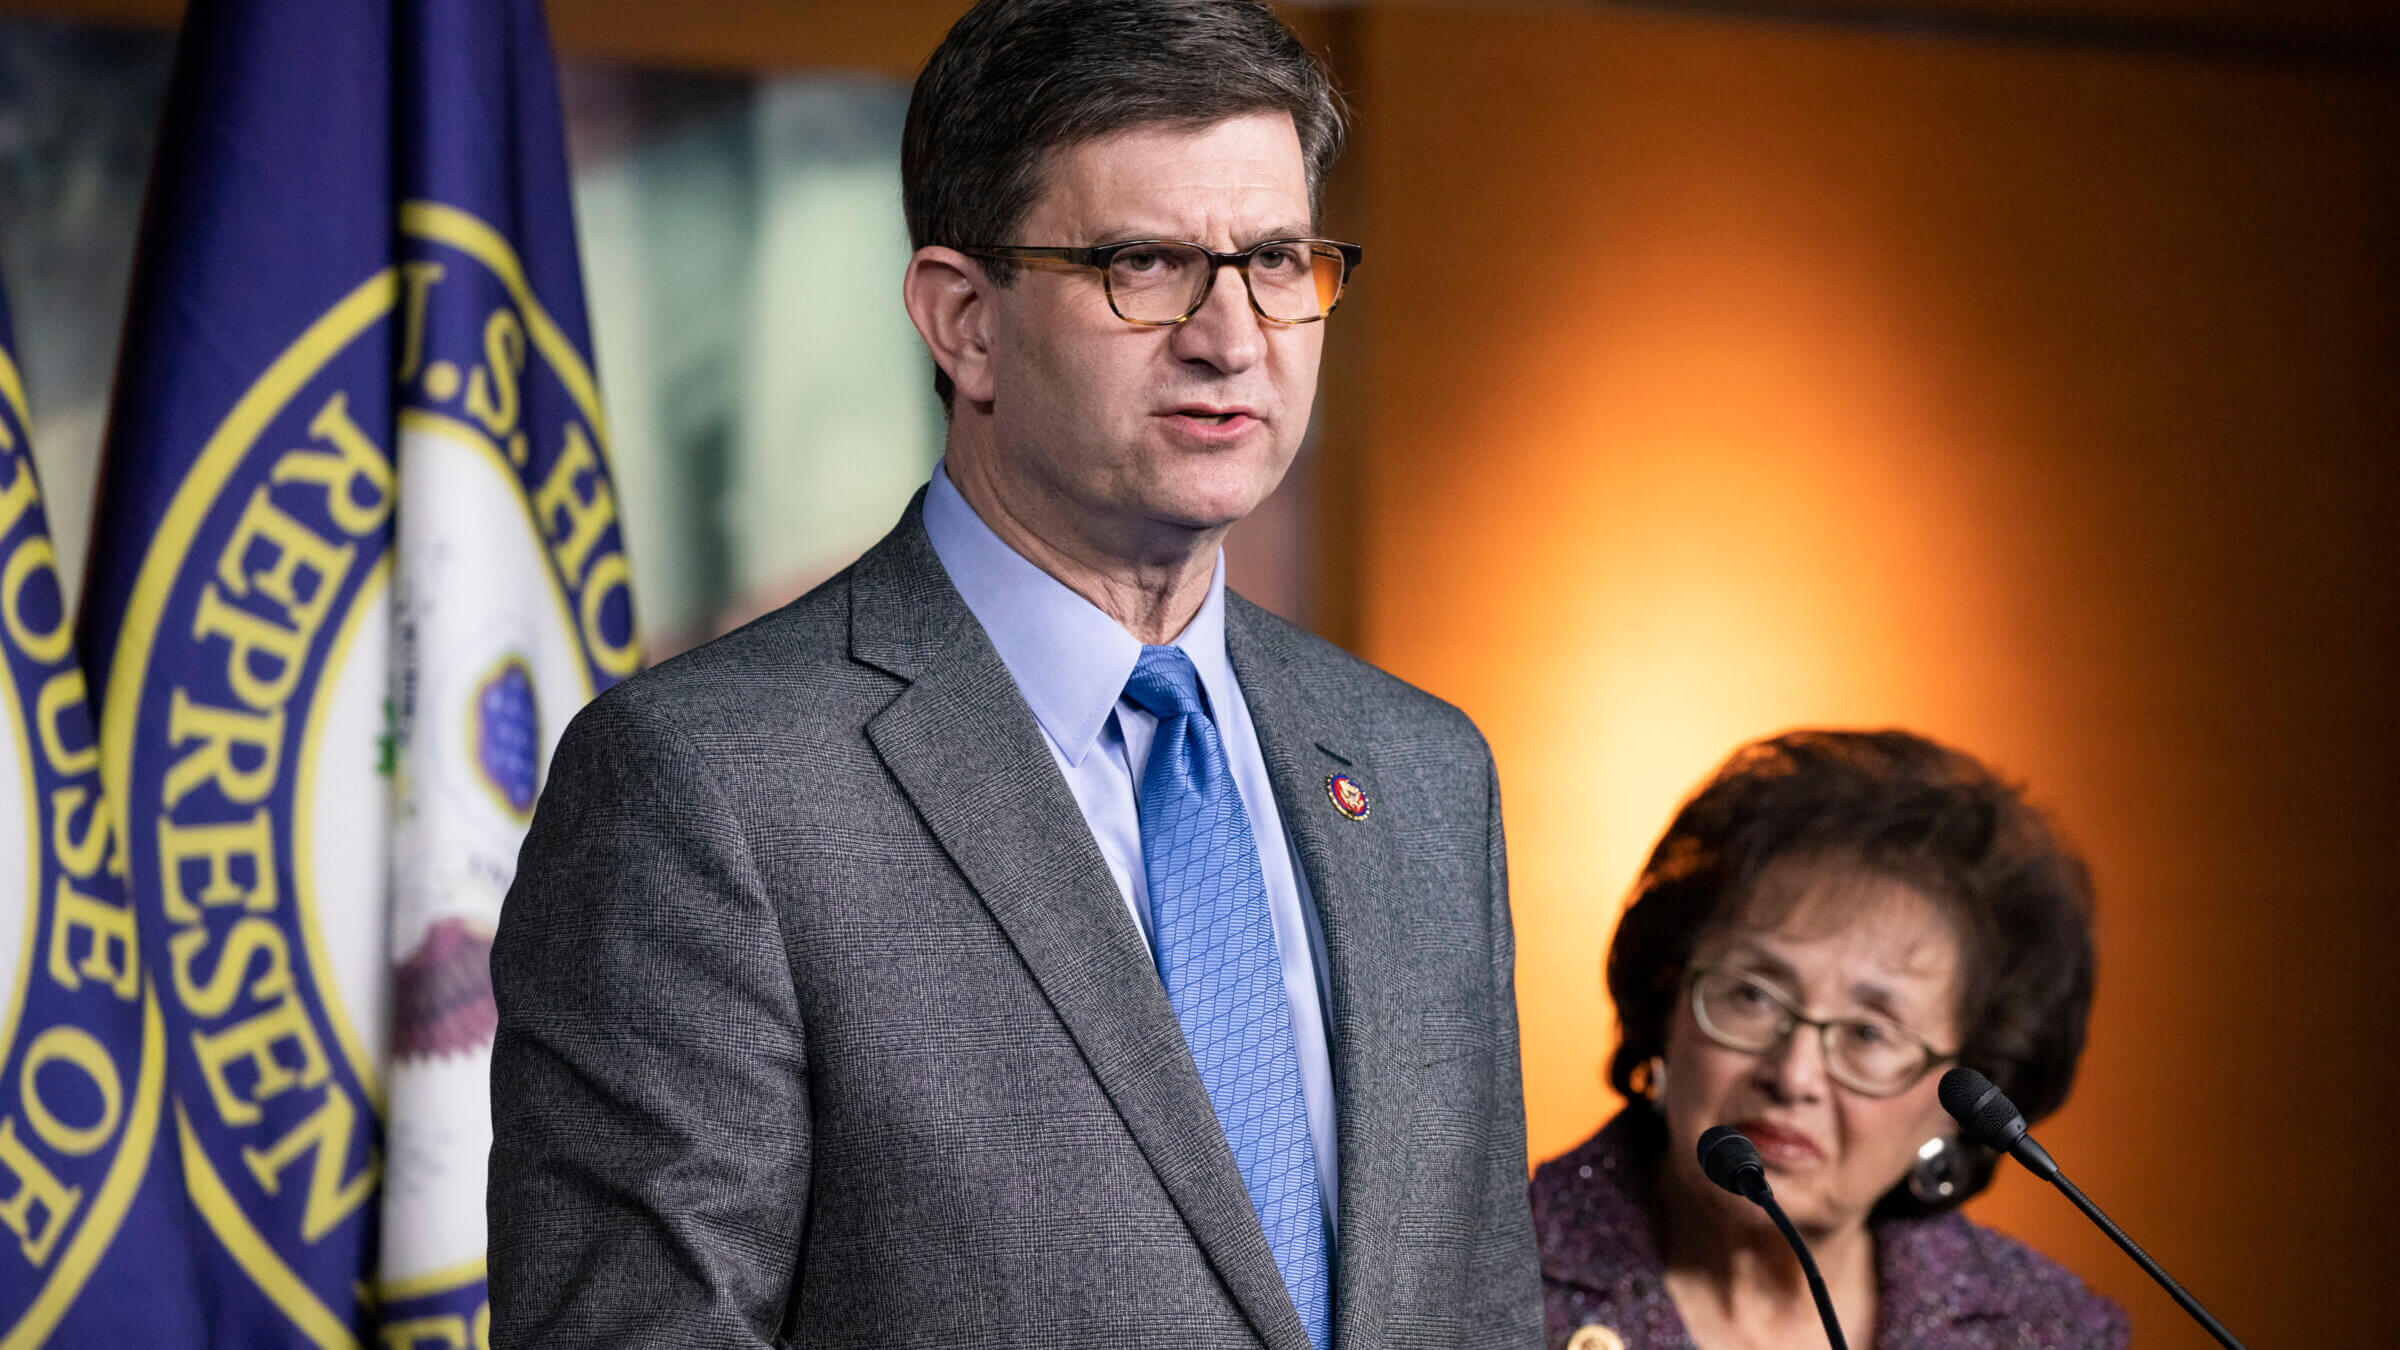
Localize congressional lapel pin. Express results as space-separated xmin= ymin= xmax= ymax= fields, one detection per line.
xmin=1325 ymin=773 xmax=1370 ymax=821
xmin=1566 ymin=1326 xmax=1625 ymax=1350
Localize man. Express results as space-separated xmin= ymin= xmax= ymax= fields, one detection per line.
xmin=487 ymin=2 xmax=1542 ymax=1346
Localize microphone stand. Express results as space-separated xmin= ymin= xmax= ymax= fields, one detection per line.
xmin=2047 ymin=1171 xmax=2245 ymax=1350
xmin=1699 ymin=1126 xmax=1849 ymax=1350
xmin=1750 ymin=1186 xmax=1849 ymax=1350
xmin=1940 ymin=1066 xmax=2247 ymax=1350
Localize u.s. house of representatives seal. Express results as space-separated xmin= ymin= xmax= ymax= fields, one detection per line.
xmin=98 ymin=201 xmax=634 ymax=1347
xmin=0 ymin=323 xmax=168 ymax=1350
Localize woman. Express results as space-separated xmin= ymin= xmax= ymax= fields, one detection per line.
xmin=1532 ymin=730 xmax=2127 ymax=1350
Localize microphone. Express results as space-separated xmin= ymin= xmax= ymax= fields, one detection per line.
xmin=1937 ymin=1063 xmax=2059 ymax=1180
xmin=1696 ymin=1125 xmax=1849 ymax=1350
xmin=1939 ymin=1067 xmax=2248 ymax=1350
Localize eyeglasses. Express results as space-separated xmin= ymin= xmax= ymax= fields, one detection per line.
xmin=1684 ymin=964 xmax=1958 ymax=1098
xmin=958 ymin=237 xmax=1363 ymax=326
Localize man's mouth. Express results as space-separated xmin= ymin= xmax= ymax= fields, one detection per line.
xmin=1160 ymin=406 xmax=1259 ymax=439
xmin=1166 ymin=404 xmax=1256 ymax=424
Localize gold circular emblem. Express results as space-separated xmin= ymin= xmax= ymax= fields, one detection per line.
xmin=1566 ymin=1325 xmax=1626 ymax=1350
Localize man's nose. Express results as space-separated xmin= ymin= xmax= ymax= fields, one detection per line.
xmin=1165 ymin=262 xmax=1267 ymax=374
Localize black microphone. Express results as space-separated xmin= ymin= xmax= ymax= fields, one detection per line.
xmin=1939 ymin=1067 xmax=2248 ymax=1350
xmin=1938 ymin=1063 xmax=2060 ymax=1180
xmin=1696 ymin=1125 xmax=1849 ymax=1350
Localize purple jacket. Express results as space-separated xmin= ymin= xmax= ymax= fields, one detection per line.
xmin=1531 ymin=1114 xmax=2129 ymax=1350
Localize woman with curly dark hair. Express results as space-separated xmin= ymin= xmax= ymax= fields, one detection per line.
xmin=1533 ymin=729 xmax=2127 ymax=1350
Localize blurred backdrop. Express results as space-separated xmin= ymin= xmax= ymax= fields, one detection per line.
xmin=0 ymin=1 xmax=2390 ymax=1345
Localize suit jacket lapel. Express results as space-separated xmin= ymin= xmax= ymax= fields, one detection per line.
xmin=1227 ymin=598 xmax=1415 ymax=1350
xmin=851 ymin=499 xmax=1315 ymax=1350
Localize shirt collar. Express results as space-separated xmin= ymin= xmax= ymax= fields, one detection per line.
xmin=922 ymin=460 xmax=1233 ymax=767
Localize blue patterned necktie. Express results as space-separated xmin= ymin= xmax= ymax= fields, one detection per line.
xmin=1123 ymin=645 xmax=1332 ymax=1350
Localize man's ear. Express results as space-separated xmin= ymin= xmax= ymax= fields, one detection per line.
xmin=903 ymin=246 xmax=997 ymax=407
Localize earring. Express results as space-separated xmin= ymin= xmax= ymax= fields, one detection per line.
xmin=1643 ymin=1056 xmax=1668 ymax=1104
xmin=1908 ymin=1136 xmax=1958 ymax=1203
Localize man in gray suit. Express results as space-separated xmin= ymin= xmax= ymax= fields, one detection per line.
xmin=487 ymin=2 xmax=1542 ymax=1346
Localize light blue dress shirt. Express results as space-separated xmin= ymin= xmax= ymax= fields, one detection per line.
xmin=922 ymin=463 xmax=1339 ymax=1228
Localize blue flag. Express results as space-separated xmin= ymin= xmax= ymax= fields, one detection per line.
xmin=0 ymin=263 xmax=205 ymax=1349
xmin=79 ymin=1 xmax=637 ymax=1343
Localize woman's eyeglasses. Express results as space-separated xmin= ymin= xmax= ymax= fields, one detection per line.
xmin=1685 ymin=964 xmax=1958 ymax=1098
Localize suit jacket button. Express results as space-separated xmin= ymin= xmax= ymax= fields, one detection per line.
xmin=1567 ymin=1325 xmax=1625 ymax=1350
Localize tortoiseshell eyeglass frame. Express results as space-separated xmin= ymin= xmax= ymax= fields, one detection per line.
xmin=957 ymin=237 xmax=1363 ymax=327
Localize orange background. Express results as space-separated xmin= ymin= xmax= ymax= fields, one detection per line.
xmin=6 ymin=0 xmax=2393 ymax=1344
xmin=1313 ymin=7 xmax=2396 ymax=1348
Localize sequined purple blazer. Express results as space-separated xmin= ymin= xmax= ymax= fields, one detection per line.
xmin=1531 ymin=1114 xmax=2130 ymax=1350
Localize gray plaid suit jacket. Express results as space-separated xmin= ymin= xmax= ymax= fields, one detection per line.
xmin=488 ymin=495 xmax=1544 ymax=1349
